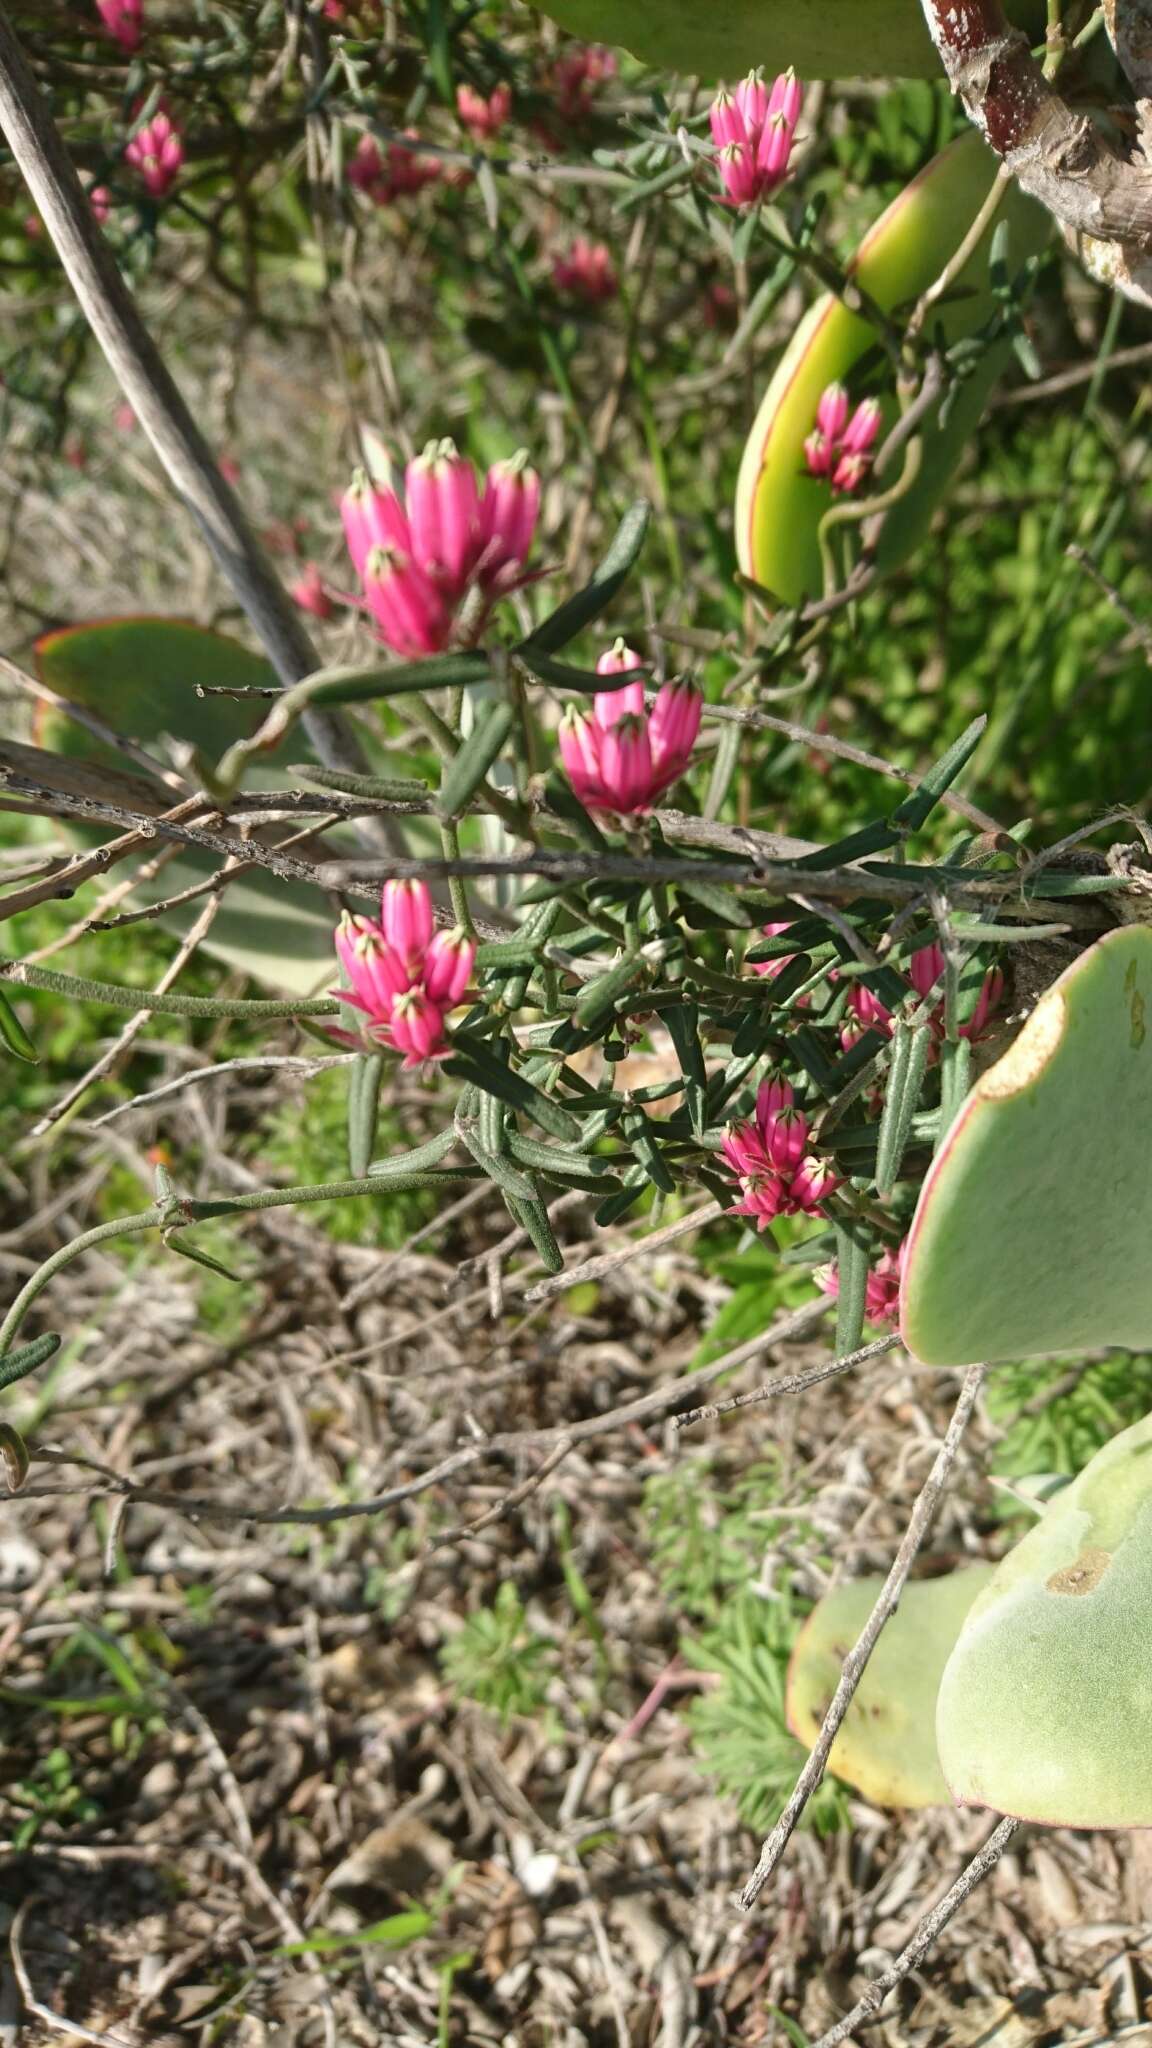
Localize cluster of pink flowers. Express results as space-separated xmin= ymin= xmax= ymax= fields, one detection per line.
xmin=456 ymin=83 xmax=512 ymax=141
xmin=559 ymin=644 xmax=702 ymax=815
xmin=710 ymin=70 xmax=802 ymax=209
xmin=334 ymin=881 xmax=474 ymax=1067
xmin=125 ymin=111 xmax=183 ymax=199
xmin=844 ymin=943 xmax=1003 ymax=1045
xmin=347 ymin=132 xmax=441 ymax=204
xmin=818 ymin=1238 xmax=906 ymax=1326
xmin=804 ymin=383 xmax=882 ymax=495
xmin=552 ymin=237 xmax=618 ymax=305
xmin=721 ymin=1076 xmax=840 ymax=1230
xmin=553 ymin=44 xmax=617 ymax=120
xmin=96 ymin=0 xmax=142 ymax=52
xmin=341 ymin=439 xmax=540 ymax=658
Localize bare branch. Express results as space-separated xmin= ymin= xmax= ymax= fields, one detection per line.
xmin=810 ymin=1815 xmax=1022 ymax=2047
xmin=739 ymin=1359 xmax=989 ymax=1911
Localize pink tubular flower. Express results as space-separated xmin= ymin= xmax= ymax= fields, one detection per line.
xmin=333 ymin=881 xmax=474 ymax=1068
xmin=710 ymin=69 xmax=802 ymax=208
xmin=125 ymin=111 xmax=183 ymax=199
xmin=291 ymin=563 xmax=335 ymax=620
xmin=477 ymin=451 xmax=541 ymax=586
xmin=363 ymin=545 xmax=452 ymax=657
xmin=819 ymin=1238 xmax=907 ymax=1326
xmin=804 ymin=385 xmax=883 ymax=493
xmin=751 ymin=919 xmax=800 ymax=982
xmin=347 ymin=132 xmax=440 ymax=205
xmin=553 ymin=44 xmax=617 ymax=120
xmin=96 ymin=0 xmax=142 ymax=51
xmin=457 ymin=82 xmax=512 ymax=140
xmin=559 ymin=672 xmax=702 ymax=815
xmin=722 ymin=1075 xmax=841 ymax=1228
xmin=552 ymin=237 xmax=618 ymax=304
xmin=843 ymin=943 xmax=1003 ymax=1046
xmin=340 ymin=440 xmax=540 ymax=658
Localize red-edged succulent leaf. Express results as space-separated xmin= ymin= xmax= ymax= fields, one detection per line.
xmin=901 ymin=925 xmax=1152 ymax=1366
xmin=937 ymin=1413 xmax=1152 ymax=1826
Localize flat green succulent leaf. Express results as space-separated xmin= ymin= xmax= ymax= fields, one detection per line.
xmin=901 ymin=925 xmax=1152 ymax=1366
xmin=785 ymin=1564 xmax=994 ymax=1808
xmin=35 ymin=617 xmax=280 ymax=760
xmin=735 ymin=132 xmax=1051 ymax=606
xmin=33 ymin=618 xmax=337 ymax=997
xmin=937 ymin=1414 xmax=1152 ymax=1825
xmin=536 ymin=0 xmax=1042 ymax=79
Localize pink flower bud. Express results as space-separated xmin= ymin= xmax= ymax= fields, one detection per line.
xmin=381 ymin=878 xmax=435 ymax=970
xmin=389 ymin=989 xmax=448 ymax=1066
xmin=830 ymin=452 xmax=868 ymax=496
xmin=291 ymin=563 xmax=335 ymax=620
xmin=593 ymin=679 xmax=645 ymax=725
xmin=341 ymin=468 xmax=411 ymax=579
xmin=456 ymin=82 xmax=512 ymax=140
xmin=598 ymin=712 xmax=654 ymax=815
xmin=768 ymin=68 xmax=803 ymax=128
xmin=730 ymin=1173 xmax=786 ymax=1230
xmin=347 ymin=131 xmax=440 ymax=203
xmin=596 ymin=639 xmax=645 ymax=677
xmin=708 ymin=89 xmax=745 ymax=150
xmin=788 ymin=1154 xmax=840 ymax=1215
xmin=552 ymin=236 xmax=618 ymax=304
xmin=752 ymin=923 xmax=799 ymax=982
xmin=820 ymin=1239 xmax=906 ymax=1325
xmin=755 ymin=1072 xmax=795 ymax=1127
xmin=648 ymin=679 xmax=703 ymax=788
xmin=841 ymin=397 xmax=883 ymax=456
xmin=96 ymin=0 xmax=142 ymax=51
xmin=406 ymin=438 xmax=482 ymax=594
xmin=734 ymin=70 xmax=769 ymax=131
xmin=721 ymin=1120 xmax=768 ymax=1179
xmin=553 ymin=44 xmax=617 ymax=120
xmin=909 ymin=943 xmax=946 ymax=1004
xmin=476 ymin=451 xmax=540 ymax=583
xmin=125 ymin=110 xmax=184 ymax=200
xmin=844 ymin=980 xmax=895 ymax=1040
xmin=424 ymin=928 xmax=475 ymax=1006
xmin=816 ymin=382 xmax=850 ymax=444
xmin=363 ymin=544 xmax=452 ymax=656
xmin=761 ymin=1104 xmax=809 ymax=1175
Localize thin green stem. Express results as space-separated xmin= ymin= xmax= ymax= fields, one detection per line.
xmin=1 ymin=964 xmax=339 ymax=1021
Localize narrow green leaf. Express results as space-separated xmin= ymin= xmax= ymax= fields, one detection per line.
xmin=368 ymin=1128 xmax=459 ymax=1177
xmin=834 ymin=1222 xmax=870 ymax=1356
xmin=289 ymin=765 xmax=432 ymax=802
xmin=542 ymin=767 xmax=610 ymax=851
xmin=623 ymin=1108 xmax=676 ymax=1193
xmin=445 ymin=1039 xmax=581 ymax=1141
xmin=456 ymin=1124 xmax=536 ymax=1204
xmin=521 ymin=501 xmax=651 ymax=656
xmin=504 ymin=1187 xmax=564 ymax=1273
xmin=165 ymin=1232 xmax=245 ymax=1283
xmin=437 ymin=701 xmax=517 ymax=820
xmin=347 ymin=1054 xmax=384 ymax=1179
xmin=890 ymin=717 xmax=987 ymax=833
xmin=515 ymin=647 xmax=645 ymax=692
xmin=874 ymin=1020 xmax=933 ymax=1196
xmin=0 ymin=985 xmax=38 ymax=1065
xmin=664 ymin=1001 xmax=708 ymax=1137
xmin=0 ymin=1332 xmax=60 ymax=1393
xmin=573 ymin=955 xmax=646 ymax=1030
